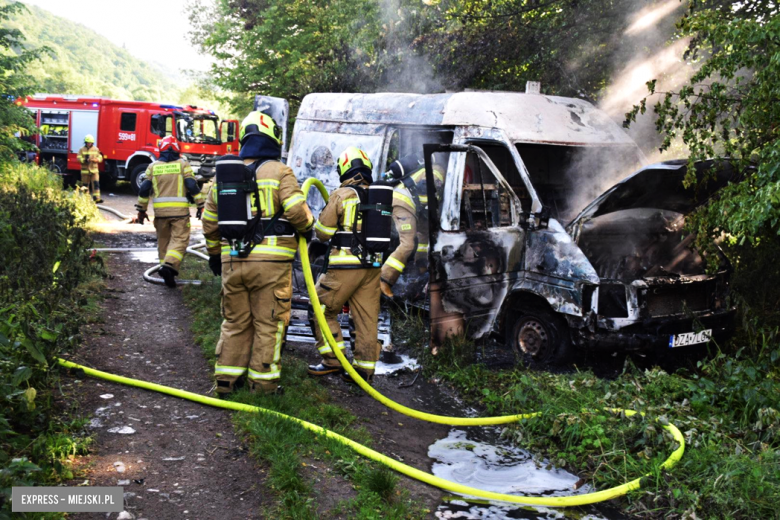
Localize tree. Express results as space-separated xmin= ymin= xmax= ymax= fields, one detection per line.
xmin=626 ymin=0 xmax=780 ymax=325
xmin=0 ymin=2 xmax=46 ymax=163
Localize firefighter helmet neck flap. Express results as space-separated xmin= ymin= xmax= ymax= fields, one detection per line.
xmin=239 ymin=112 xmax=282 ymax=161
xmin=338 ymin=147 xmax=373 ymax=185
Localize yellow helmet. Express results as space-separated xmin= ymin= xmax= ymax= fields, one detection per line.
xmin=337 ymin=146 xmax=373 ymax=180
xmin=84 ymin=134 xmax=95 ymax=144
xmin=240 ymin=111 xmax=281 ymax=145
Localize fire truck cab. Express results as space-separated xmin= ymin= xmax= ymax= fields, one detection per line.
xmin=21 ymin=94 xmax=240 ymax=193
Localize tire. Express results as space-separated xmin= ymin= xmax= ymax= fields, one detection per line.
xmin=507 ymin=307 xmax=572 ymax=366
xmin=45 ymin=157 xmax=67 ymax=174
xmin=130 ymin=163 xmax=150 ymax=195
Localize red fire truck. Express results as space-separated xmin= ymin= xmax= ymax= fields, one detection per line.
xmin=19 ymin=94 xmax=240 ymax=193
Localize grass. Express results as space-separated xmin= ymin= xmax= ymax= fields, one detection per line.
xmin=181 ymin=260 xmax=428 ymax=519
xmin=393 ymin=308 xmax=780 ymax=519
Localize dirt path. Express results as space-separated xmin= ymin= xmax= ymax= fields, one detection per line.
xmin=66 ymin=224 xmax=268 ymax=520
xmin=66 ymin=188 xmax=446 ymax=518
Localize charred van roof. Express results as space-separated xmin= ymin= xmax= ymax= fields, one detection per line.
xmin=297 ymin=92 xmax=636 ymax=146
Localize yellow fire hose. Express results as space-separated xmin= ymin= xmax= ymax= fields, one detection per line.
xmin=55 ymin=176 xmax=686 ymax=508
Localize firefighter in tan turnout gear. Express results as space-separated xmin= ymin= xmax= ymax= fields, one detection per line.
xmin=135 ymin=136 xmax=204 ymax=288
xmin=77 ymin=134 xmax=103 ymax=203
xmin=380 ymin=153 xmax=446 ymax=297
xmin=202 ymin=112 xmax=314 ymax=396
xmin=308 ymin=147 xmax=385 ymax=384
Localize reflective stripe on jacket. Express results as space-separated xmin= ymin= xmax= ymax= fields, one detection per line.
xmin=202 ymin=158 xmax=314 ymax=262
xmin=77 ymin=146 xmax=102 ymax=174
xmin=136 ymin=158 xmax=202 ymax=218
xmin=314 ymin=179 xmax=375 ymax=269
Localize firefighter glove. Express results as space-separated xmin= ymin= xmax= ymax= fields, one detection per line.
xmin=196 ymin=206 xmax=203 ymax=220
xmin=209 ymin=254 xmax=222 ymax=276
xmin=299 ymin=227 xmax=314 ymax=242
xmin=136 ymin=210 xmax=148 ymax=225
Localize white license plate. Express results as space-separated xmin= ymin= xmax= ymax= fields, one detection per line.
xmin=669 ymin=329 xmax=712 ymax=348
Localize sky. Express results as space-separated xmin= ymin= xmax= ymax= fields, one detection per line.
xmin=21 ymin=0 xmax=212 ymax=75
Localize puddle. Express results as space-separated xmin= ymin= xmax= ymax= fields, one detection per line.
xmin=430 ymin=429 xmax=619 ymax=520
xmin=129 ymin=251 xmax=160 ymax=264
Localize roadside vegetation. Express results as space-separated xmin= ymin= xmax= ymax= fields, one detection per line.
xmin=181 ymin=262 xmax=428 ymax=519
xmin=0 ymin=163 xmax=102 ymax=518
xmin=392 ymin=303 xmax=780 ymax=519
xmin=0 ymin=7 xmax=104 ymax=516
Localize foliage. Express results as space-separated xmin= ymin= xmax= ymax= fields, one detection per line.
xmin=625 ymin=1 xmax=780 ymax=326
xmin=2 ymin=2 xmax=180 ymax=102
xmin=188 ymin=0 xmax=660 ymax=114
xmin=0 ymin=2 xmax=44 ymax=162
xmin=0 ymin=163 xmax=100 ymax=518
xmin=407 ymin=318 xmax=780 ymax=518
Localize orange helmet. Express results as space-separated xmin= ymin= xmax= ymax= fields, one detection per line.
xmin=159 ymin=136 xmax=180 ymax=153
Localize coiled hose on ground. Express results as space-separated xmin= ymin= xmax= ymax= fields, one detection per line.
xmin=65 ymin=180 xmax=686 ymax=507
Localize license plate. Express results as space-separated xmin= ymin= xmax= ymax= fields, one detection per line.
xmin=669 ymin=329 xmax=712 ymax=348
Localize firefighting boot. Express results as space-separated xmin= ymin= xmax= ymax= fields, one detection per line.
xmin=158 ymin=265 xmax=178 ymax=288
xmin=341 ymin=368 xmax=373 ymax=385
xmin=248 ymin=381 xmax=285 ymax=396
xmin=214 ymin=380 xmax=234 ymax=398
xmin=307 ymin=363 xmax=342 ymax=376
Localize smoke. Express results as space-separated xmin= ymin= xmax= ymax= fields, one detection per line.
xmin=563 ymin=0 xmax=696 ymax=219
xmin=373 ymin=0 xmax=443 ymax=93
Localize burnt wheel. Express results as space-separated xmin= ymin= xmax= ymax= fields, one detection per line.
xmin=507 ymin=308 xmax=571 ymax=366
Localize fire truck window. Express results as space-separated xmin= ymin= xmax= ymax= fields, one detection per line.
xmin=460 ymin=148 xmax=513 ymax=231
xmin=120 ymin=113 xmax=137 ymax=132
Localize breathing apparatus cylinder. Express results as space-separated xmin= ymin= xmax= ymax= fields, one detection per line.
xmin=214 ymin=157 xmax=257 ymax=257
xmin=356 ymin=181 xmax=394 ymax=267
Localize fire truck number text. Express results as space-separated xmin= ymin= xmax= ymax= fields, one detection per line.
xmin=118 ymin=133 xmax=136 ymax=141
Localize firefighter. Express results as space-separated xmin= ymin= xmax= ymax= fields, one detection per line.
xmin=308 ymin=147 xmax=382 ymax=384
xmin=135 ymin=136 xmax=204 ymax=288
xmin=380 ymin=153 xmax=446 ymax=298
xmin=202 ymin=112 xmax=314 ymax=396
xmin=77 ymin=134 xmax=103 ymax=203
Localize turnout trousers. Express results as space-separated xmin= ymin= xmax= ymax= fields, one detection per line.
xmin=80 ymin=172 xmax=101 ymax=201
xmin=154 ymin=216 xmax=190 ymax=272
xmin=313 ymin=268 xmax=381 ymax=376
xmin=215 ymin=261 xmax=292 ymax=393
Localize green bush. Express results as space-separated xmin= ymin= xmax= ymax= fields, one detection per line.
xmin=0 ymin=163 xmax=100 ymax=517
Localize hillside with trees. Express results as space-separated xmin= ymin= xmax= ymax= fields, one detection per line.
xmin=4 ymin=2 xmax=180 ymax=102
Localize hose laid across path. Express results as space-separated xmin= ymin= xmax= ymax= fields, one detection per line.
xmin=70 ymin=178 xmax=686 ymax=507
xmin=57 ymin=358 xmax=683 ymax=507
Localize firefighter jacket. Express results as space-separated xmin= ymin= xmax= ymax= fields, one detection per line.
xmin=382 ymin=184 xmax=417 ymax=279
xmin=314 ymin=177 xmax=376 ymax=269
xmin=392 ymin=165 xmax=445 ymax=258
xmin=202 ymin=159 xmax=314 ymax=263
xmin=135 ymin=158 xmax=204 ymax=218
xmin=77 ymin=145 xmax=102 ymax=174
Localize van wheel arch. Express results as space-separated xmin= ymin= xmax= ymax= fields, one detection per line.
xmin=502 ymin=292 xmax=573 ymax=366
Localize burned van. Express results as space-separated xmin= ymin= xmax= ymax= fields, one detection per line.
xmin=277 ymin=91 xmax=736 ymax=363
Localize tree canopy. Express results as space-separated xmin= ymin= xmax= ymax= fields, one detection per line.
xmin=0 ymin=2 xmax=42 ymax=162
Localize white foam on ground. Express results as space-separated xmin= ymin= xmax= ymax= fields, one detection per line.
xmin=375 ymin=354 xmax=420 ymax=375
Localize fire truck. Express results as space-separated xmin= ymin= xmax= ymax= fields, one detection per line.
xmin=19 ymin=94 xmax=240 ymax=193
